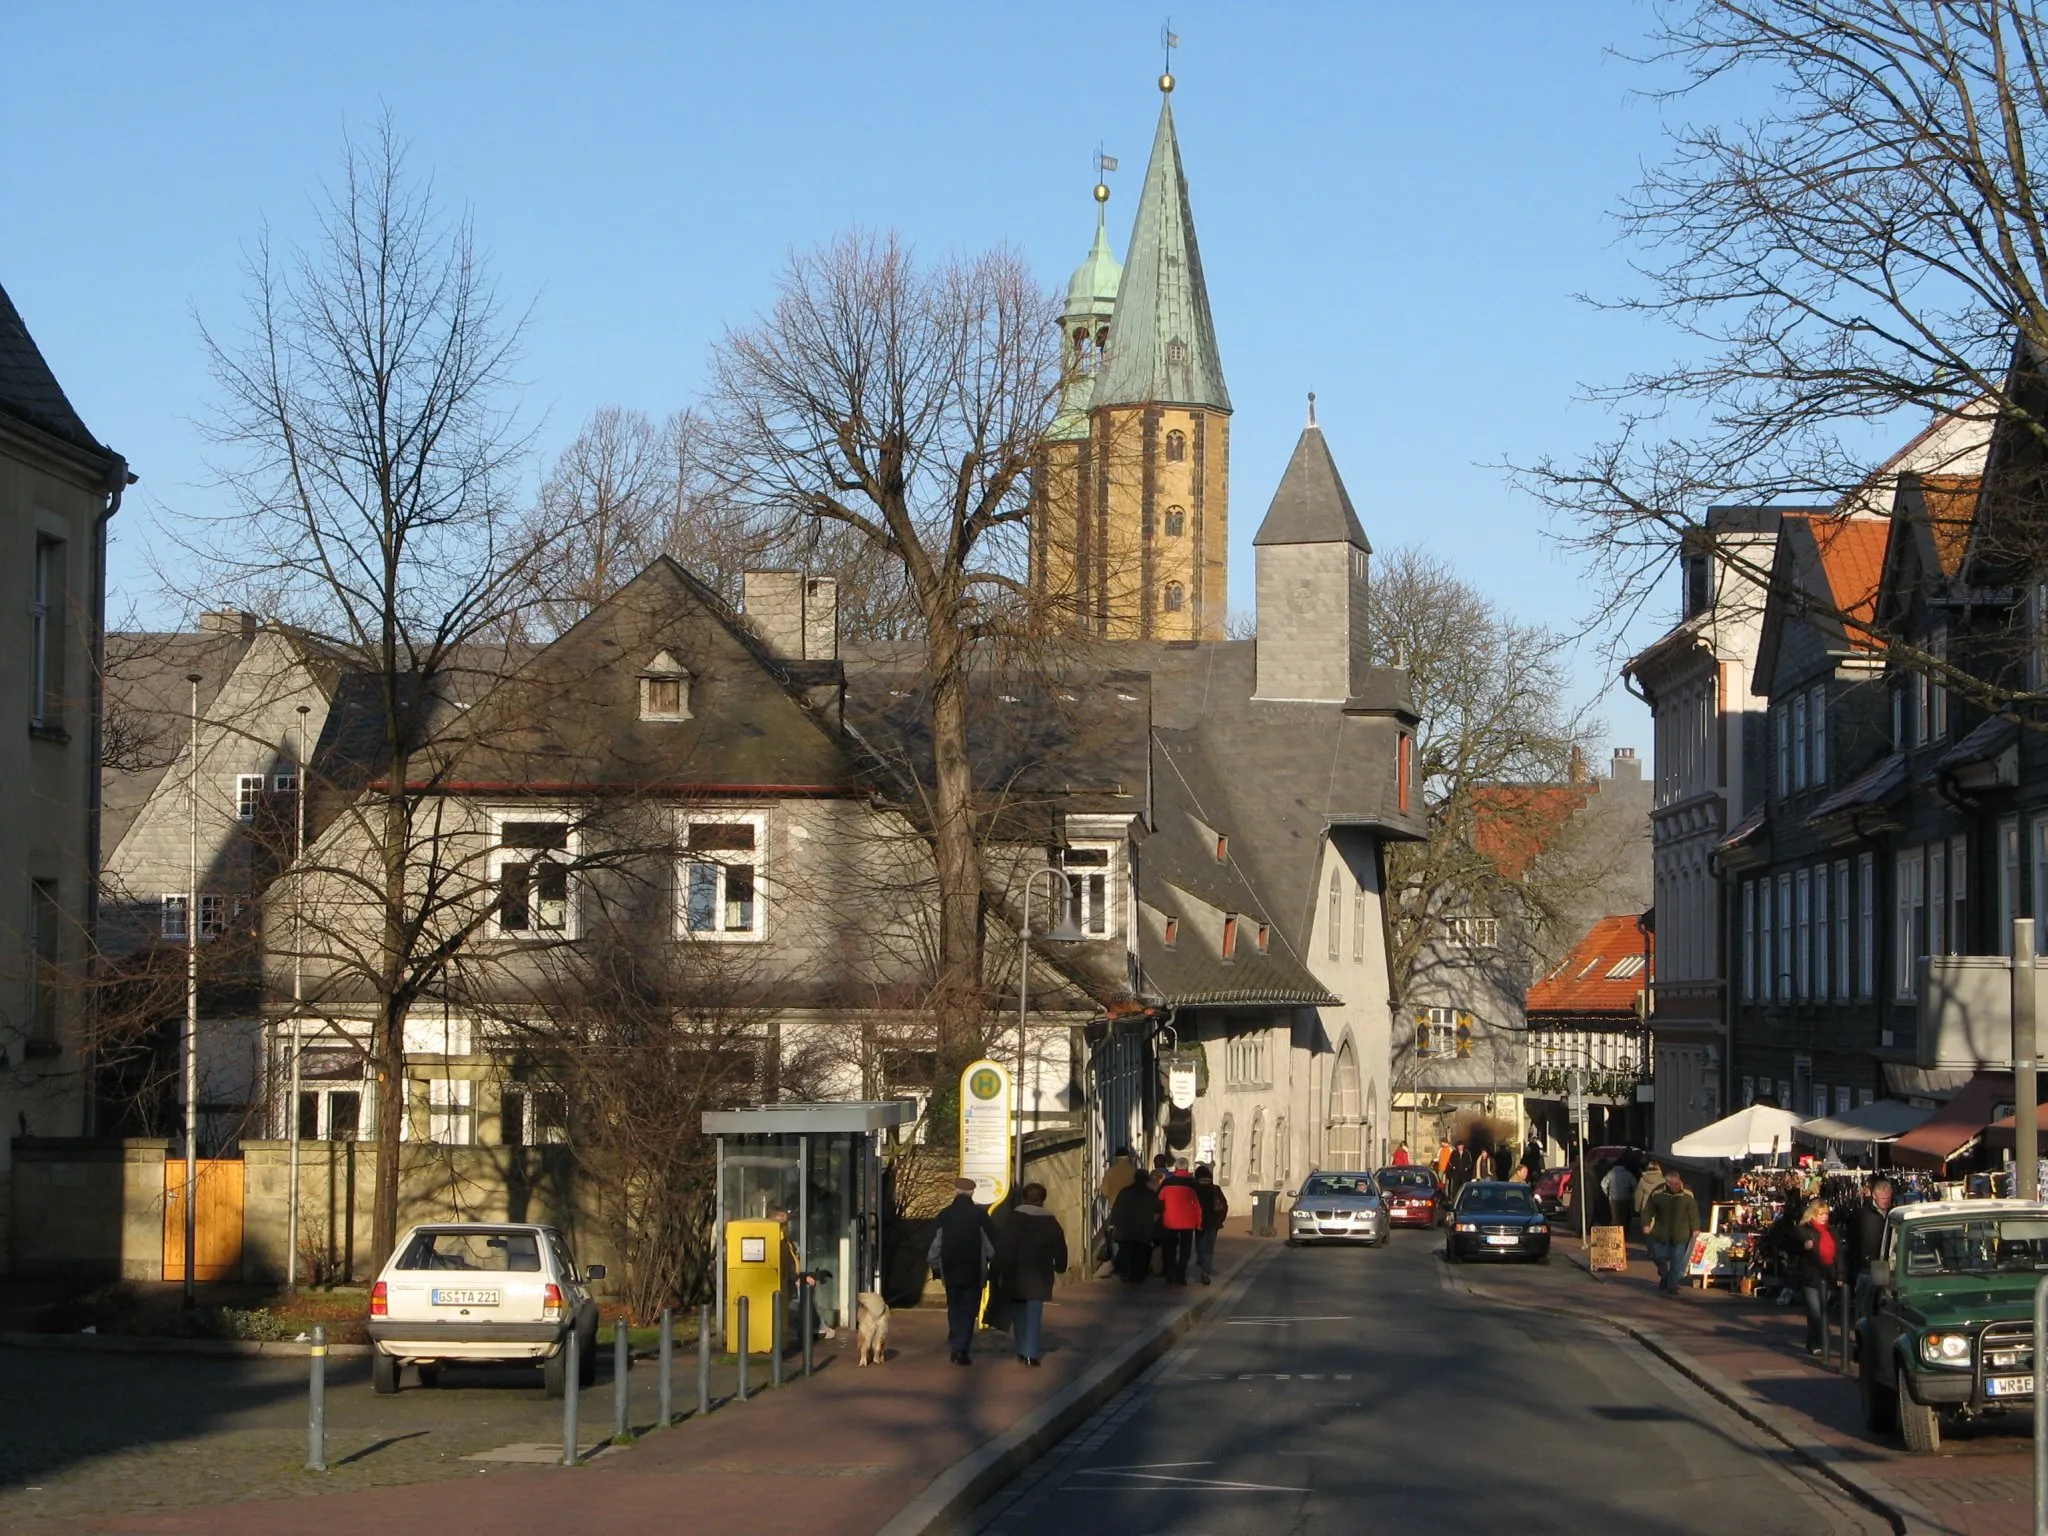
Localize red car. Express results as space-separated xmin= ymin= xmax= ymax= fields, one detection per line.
xmin=1375 ymin=1166 xmax=1445 ymax=1227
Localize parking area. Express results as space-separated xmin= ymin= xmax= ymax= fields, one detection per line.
xmin=0 ymin=1343 xmax=679 ymax=1531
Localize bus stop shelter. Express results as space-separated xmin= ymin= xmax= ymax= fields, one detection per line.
xmin=703 ymin=1100 xmax=917 ymax=1333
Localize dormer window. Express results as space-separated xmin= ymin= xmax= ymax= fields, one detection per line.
xmin=1222 ymin=914 xmax=1239 ymax=961
xmin=1053 ymin=844 xmax=1115 ymax=938
xmin=639 ymin=651 xmax=691 ymax=721
xmin=1163 ymin=916 xmax=1180 ymax=948
xmin=1255 ymin=924 xmax=1270 ymax=954
xmin=1214 ymin=834 xmax=1228 ymax=863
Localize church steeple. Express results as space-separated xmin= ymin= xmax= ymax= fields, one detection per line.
xmin=1091 ymin=82 xmax=1230 ymax=414
xmin=1049 ymin=185 xmax=1122 ymax=444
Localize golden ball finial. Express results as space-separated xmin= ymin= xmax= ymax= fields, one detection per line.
xmin=1093 ymin=181 xmax=1110 ymax=204
xmin=1159 ymin=71 xmax=1175 ymax=93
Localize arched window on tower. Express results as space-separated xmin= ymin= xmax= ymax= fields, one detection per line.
xmin=1164 ymin=505 xmax=1185 ymax=537
xmin=1163 ymin=581 xmax=1185 ymax=613
xmin=1074 ymin=326 xmax=1090 ymax=352
xmin=1165 ymin=429 xmax=1187 ymax=462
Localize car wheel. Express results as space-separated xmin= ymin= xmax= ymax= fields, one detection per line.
xmin=1533 ymin=1250 xmax=1550 ymax=1265
xmin=542 ymin=1343 xmax=568 ymax=1399
xmin=1444 ymin=1242 xmax=1459 ymax=1263
xmin=578 ymin=1325 xmax=598 ymax=1387
xmin=1898 ymin=1379 xmax=1941 ymax=1453
xmin=1859 ymin=1350 xmax=1897 ymax=1435
xmin=372 ymin=1349 xmax=400 ymax=1396
xmin=417 ymin=1363 xmax=441 ymax=1389
xmin=1285 ymin=1238 xmax=1300 ymax=1248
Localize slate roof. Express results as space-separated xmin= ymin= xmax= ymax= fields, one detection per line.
xmin=1935 ymin=714 xmax=2017 ymax=774
xmin=1807 ymin=751 xmax=1908 ymax=822
xmin=1252 ymin=424 xmax=1370 ymax=551
xmin=1089 ymin=97 xmax=1230 ymax=413
xmin=0 ymin=280 xmax=120 ymax=465
xmin=1525 ymin=914 xmax=1652 ymax=1019
xmin=101 ymin=631 xmax=255 ymax=854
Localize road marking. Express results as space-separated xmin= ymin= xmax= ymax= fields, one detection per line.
xmin=1068 ymin=1470 xmax=1312 ymax=1492
xmin=1083 ymin=1462 xmax=1214 ymax=1472
xmin=1225 ymin=1315 xmax=1352 ymax=1324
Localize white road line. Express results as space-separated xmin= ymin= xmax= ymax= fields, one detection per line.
xmin=1083 ymin=1461 xmax=1214 ymax=1472
xmin=1068 ymin=1471 xmax=1313 ymax=1493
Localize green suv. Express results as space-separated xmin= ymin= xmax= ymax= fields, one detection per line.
xmin=1858 ymin=1199 xmax=2048 ymax=1452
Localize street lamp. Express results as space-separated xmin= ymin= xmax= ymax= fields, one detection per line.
xmin=1017 ymin=867 xmax=1085 ymax=1193
xmin=183 ymin=673 xmax=202 ymax=1309
xmin=286 ymin=702 xmax=311 ymax=1289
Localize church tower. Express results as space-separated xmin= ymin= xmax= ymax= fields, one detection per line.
xmin=1253 ymin=403 xmax=1373 ymax=703
xmin=1036 ymin=71 xmax=1231 ymax=639
xmin=1035 ymin=181 xmax=1121 ymax=622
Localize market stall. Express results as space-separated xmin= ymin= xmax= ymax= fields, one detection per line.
xmin=1668 ymin=1106 xmax=1806 ymax=1288
xmin=1790 ymin=1098 xmax=1935 ymax=1161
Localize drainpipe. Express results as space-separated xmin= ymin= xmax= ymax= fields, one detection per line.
xmin=82 ymin=458 xmax=131 ymax=1135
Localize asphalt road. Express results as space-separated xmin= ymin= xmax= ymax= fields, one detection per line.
xmin=972 ymin=1230 xmax=1887 ymax=1535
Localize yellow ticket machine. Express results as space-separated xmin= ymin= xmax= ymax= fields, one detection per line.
xmin=724 ymin=1217 xmax=791 ymax=1353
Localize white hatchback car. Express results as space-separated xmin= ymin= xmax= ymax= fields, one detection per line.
xmin=368 ymin=1222 xmax=603 ymax=1397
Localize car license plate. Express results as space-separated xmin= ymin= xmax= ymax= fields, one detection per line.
xmin=1988 ymin=1374 xmax=2035 ymax=1397
xmin=1486 ymin=1235 xmax=1519 ymax=1246
xmin=431 ymin=1288 xmax=499 ymax=1307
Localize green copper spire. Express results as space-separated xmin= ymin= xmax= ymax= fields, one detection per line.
xmin=1049 ymin=191 xmax=1123 ymax=443
xmin=1090 ymin=88 xmax=1230 ymax=414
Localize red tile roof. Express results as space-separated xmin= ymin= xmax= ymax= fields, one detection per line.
xmin=1799 ymin=513 xmax=1891 ymax=652
xmin=1919 ymin=473 xmax=1981 ymax=578
xmin=1471 ymin=783 xmax=1591 ymax=882
xmin=1526 ymin=914 xmax=1653 ymax=1018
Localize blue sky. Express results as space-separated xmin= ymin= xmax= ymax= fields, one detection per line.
xmin=2 ymin=1 xmax=1698 ymax=755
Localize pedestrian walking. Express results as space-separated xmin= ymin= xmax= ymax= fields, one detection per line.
xmin=1602 ymin=1158 xmax=1638 ymax=1238
xmin=1634 ymin=1160 xmax=1662 ymax=1252
xmin=1795 ymin=1201 xmax=1840 ymax=1356
xmin=1520 ymin=1134 xmax=1544 ymax=1187
xmin=1193 ymin=1164 xmax=1228 ymax=1284
xmin=1435 ymin=1140 xmax=1454 ymax=1178
xmin=1447 ymin=1142 xmax=1475 ymax=1204
xmin=1159 ymin=1159 xmax=1203 ymax=1285
xmin=1391 ymin=1142 xmax=1411 ymax=1166
xmin=1489 ymin=1142 xmax=1512 ymax=1182
xmin=1643 ymin=1168 xmax=1700 ymax=1296
xmin=993 ymin=1182 xmax=1066 ymax=1367
xmin=1099 ymin=1146 xmax=1138 ymax=1202
xmin=1110 ymin=1170 xmax=1162 ymax=1283
xmin=927 ymin=1177 xmax=995 ymax=1365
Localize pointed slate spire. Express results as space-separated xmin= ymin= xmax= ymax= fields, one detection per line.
xmin=1090 ymin=93 xmax=1230 ymax=413
xmin=1254 ymin=419 xmax=1370 ymax=551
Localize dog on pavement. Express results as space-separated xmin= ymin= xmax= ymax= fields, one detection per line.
xmin=855 ymin=1291 xmax=890 ymax=1366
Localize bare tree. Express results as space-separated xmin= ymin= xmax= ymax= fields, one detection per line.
xmin=1366 ymin=548 xmax=1608 ymax=1004
xmin=191 ymin=117 xmax=557 ymax=1263
xmin=1522 ymin=0 xmax=2048 ymax=681
xmin=704 ymin=230 xmax=1062 ymax=1129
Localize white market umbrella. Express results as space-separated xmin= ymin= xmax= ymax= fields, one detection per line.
xmin=1670 ymin=1104 xmax=1805 ymax=1160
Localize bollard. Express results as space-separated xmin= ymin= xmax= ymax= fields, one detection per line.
xmin=1840 ymin=1282 xmax=1853 ymax=1377
xmin=697 ymin=1304 xmax=712 ymax=1418
xmin=801 ymin=1285 xmax=815 ymax=1378
xmin=2034 ymin=1274 xmax=2047 ymax=1536
xmin=305 ymin=1325 xmax=327 ymax=1472
xmin=658 ymin=1308 xmax=674 ymax=1428
xmin=736 ymin=1296 xmax=750 ymax=1402
xmin=561 ymin=1328 xmax=581 ymax=1466
xmin=613 ymin=1319 xmax=631 ymax=1441
xmin=771 ymin=1291 xmax=784 ymax=1388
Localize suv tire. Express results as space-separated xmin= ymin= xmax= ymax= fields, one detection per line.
xmin=1858 ymin=1350 xmax=1896 ymax=1434
xmin=372 ymin=1349 xmax=400 ymax=1396
xmin=542 ymin=1343 xmax=568 ymax=1399
xmin=1898 ymin=1378 xmax=1942 ymax=1453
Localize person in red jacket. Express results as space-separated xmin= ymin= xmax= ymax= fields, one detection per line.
xmin=1158 ymin=1160 xmax=1203 ymax=1285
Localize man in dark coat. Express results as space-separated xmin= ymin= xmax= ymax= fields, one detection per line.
xmin=1193 ymin=1165 xmax=1229 ymax=1284
xmin=1520 ymin=1135 xmax=1545 ymax=1187
xmin=1110 ymin=1172 xmax=1163 ymax=1283
xmin=1848 ymin=1177 xmax=1894 ymax=1321
xmin=927 ymin=1177 xmax=995 ymax=1364
xmin=994 ymin=1182 xmax=1068 ymax=1365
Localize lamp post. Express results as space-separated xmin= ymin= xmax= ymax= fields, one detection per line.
xmin=183 ymin=673 xmax=202 ymax=1309
xmin=286 ymin=702 xmax=311 ymax=1288
xmin=1017 ymin=867 xmax=1084 ymax=1192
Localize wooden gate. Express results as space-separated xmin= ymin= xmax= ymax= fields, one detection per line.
xmin=163 ymin=1159 xmax=245 ymax=1282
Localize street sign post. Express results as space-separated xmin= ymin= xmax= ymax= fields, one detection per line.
xmin=959 ymin=1059 xmax=1013 ymax=1207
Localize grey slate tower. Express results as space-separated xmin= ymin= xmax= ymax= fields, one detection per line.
xmin=1252 ymin=408 xmax=1372 ymax=702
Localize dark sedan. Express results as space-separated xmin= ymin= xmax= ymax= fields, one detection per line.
xmin=1375 ymin=1166 xmax=1445 ymax=1227
xmin=1445 ymin=1181 xmax=1551 ymax=1263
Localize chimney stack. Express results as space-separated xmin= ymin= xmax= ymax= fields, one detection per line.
xmin=742 ymin=571 xmax=839 ymax=661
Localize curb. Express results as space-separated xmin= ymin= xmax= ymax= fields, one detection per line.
xmin=0 ymin=1329 xmax=372 ymax=1359
xmin=873 ymin=1242 xmax=1276 ymax=1536
xmin=1456 ymin=1254 xmax=1939 ymax=1536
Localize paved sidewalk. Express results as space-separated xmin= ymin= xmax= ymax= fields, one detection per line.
xmin=8 ymin=1236 xmax=1255 ymax=1536
xmin=1452 ymin=1233 xmax=2034 ymax=1536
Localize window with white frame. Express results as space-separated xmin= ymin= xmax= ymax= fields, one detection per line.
xmin=2031 ymin=583 xmax=2048 ymax=693
xmin=1795 ymin=869 xmax=1811 ymax=999
xmin=1415 ymin=1006 xmax=1471 ymax=1059
xmin=1774 ymin=703 xmax=1790 ymax=796
xmin=426 ymin=1077 xmax=474 ymax=1145
xmin=1741 ymin=881 xmax=1755 ymax=1002
xmin=1758 ymin=877 xmax=1773 ymax=1000
xmin=1834 ymin=861 xmax=1851 ymax=1001
xmin=1858 ymin=852 xmax=1875 ymax=997
xmin=1055 ymin=844 xmax=1116 ymax=938
xmin=680 ymin=814 xmax=763 ymax=939
xmin=30 ymin=536 xmax=62 ymax=730
xmin=198 ymin=892 xmax=228 ymax=939
xmin=1930 ymin=626 xmax=1949 ymax=740
xmin=402 ymin=1014 xmax=475 ymax=1056
xmin=160 ymin=893 xmax=189 ymax=941
xmin=1791 ymin=692 xmax=1808 ymax=790
xmin=1225 ymin=1029 xmax=1270 ymax=1087
xmin=236 ymin=773 xmax=266 ymax=822
xmin=502 ymin=1087 xmax=568 ymax=1146
xmin=1949 ymin=835 xmax=1968 ymax=956
xmin=1328 ymin=869 xmax=1342 ymax=961
xmin=272 ymin=772 xmax=298 ymax=797
xmin=1928 ymin=841 xmax=1947 ymax=957
xmin=1352 ymin=885 xmax=1368 ymax=961
xmin=1446 ymin=916 xmax=1498 ymax=948
xmin=492 ymin=815 xmax=575 ymax=937
xmin=1896 ymin=848 xmax=1926 ymax=998
xmin=297 ymin=1085 xmax=364 ymax=1142
xmin=28 ymin=878 xmax=58 ymax=1040
xmin=1813 ymin=866 xmax=1830 ymax=1000
xmin=1809 ymin=684 xmax=1827 ymax=786
xmin=1775 ymin=871 xmax=1792 ymax=1000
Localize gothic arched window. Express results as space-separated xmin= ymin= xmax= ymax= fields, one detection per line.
xmin=1165 ymin=429 xmax=1187 ymax=462
xmin=1163 ymin=581 xmax=1185 ymax=613
xmin=1164 ymin=505 xmax=1185 ymax=538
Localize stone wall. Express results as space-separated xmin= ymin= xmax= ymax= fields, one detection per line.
xmin=9 ymin=1138 xmax=168 ymax=1280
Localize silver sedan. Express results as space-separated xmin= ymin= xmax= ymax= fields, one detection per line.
xmin=1285 ymin=1170 xmax=1391 ymax=1247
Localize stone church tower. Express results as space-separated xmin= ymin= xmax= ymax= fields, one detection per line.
xmin=1034 ymin=74 xmax=1231 ymax=639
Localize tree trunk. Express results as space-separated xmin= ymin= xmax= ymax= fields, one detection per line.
xmin=925 ymin=623 xmax=986 ymax=1127
xmin=372 ymin=783 xmax=409 ymax=1267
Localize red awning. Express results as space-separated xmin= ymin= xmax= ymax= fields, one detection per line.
xmin=1981 ymin=1097 xmax=2048 ymax=1153
xmin=1889 ymin=1070 xmax=2014 ymax=1168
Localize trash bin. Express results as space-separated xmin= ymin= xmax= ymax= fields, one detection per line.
xmin=1250 ymin=1189 xmax=1279 ymax=1237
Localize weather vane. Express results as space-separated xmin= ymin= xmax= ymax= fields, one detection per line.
xmin=1160 ymin=19 xmax=1178 ymax=93
xmin=1095 ymin=143 xmax=1118 ymax=206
